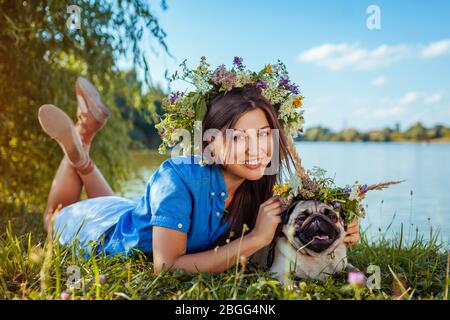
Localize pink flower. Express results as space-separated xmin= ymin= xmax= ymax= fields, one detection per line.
xmin=61 ymin=291 xmax=71 ymax=300
xmin=347 ymin=271 xmax=365 ymax=287
xmin=98 ymin=274 xmax=106 ymax=285
xmin=212 ymin=65 xmax=236 ymax=90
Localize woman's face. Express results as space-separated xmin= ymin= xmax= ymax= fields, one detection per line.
xmin=213 ymin=107 xmax=274 ymax=181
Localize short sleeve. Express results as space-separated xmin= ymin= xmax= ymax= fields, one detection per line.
xmin=149 ymin=165 xmax=193 ymax=233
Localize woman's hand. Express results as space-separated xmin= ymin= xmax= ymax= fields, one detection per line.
xmin=344 ymin=218 xmax=360 ymax=246
xmin=249 ymin=196 xmax=282 ymax=247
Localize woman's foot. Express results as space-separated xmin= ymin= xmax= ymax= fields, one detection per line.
xmin=38 ymin=104 xmax=94 ymax=174
xmin=75 ymin=77 xmax=110 ymax=147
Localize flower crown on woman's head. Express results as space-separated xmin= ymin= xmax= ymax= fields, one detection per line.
xmin=155 ymin=56 xmax=305 ymax=154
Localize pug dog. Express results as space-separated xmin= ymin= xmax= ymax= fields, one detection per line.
xmin=268 ymin=200 xmax=359 ymax=284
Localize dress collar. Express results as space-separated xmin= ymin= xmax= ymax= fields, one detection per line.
xmin=211 ymin=163 xmax=229 ymax=201
xmin=190 ymin=154 xmax=229 ymax=200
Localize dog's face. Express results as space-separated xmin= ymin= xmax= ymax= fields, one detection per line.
xmin=281 ymin=200 xmax=345 ymax=254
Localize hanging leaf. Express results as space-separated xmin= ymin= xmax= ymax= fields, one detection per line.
xmin=194 ymin=93 xmax=207 ymax=121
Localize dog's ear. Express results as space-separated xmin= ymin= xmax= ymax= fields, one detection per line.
xmin=281 ymin=201 xmax=300 ymax=224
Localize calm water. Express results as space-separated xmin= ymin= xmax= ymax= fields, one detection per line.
xmin=121 ymin=142 xmax=450 ymax=243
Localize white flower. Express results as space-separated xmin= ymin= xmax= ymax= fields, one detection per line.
xmin=234 ymin=71 xmax=254 ymax=87
xmin=192 ymin=74 xmax=211 ymax=94
xmin=261 ymin=87 xmax=285 ymax=104
xmin=279 ymin=96 xmax=293 ymax=119
xmin=289 ymin=175 xmax=303 ymax=198
xmin=349 ymin=185 xmax=360 ymax=201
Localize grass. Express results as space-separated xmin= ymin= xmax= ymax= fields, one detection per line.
xmin=0 ymin=209 xmax=448 ymax=300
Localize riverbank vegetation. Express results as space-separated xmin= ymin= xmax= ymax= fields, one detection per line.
xmin=298 ymin=122 xmax=450 ymax=143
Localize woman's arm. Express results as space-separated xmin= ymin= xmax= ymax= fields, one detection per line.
xmin=152 ymin=226 xmax=266 ymax=275
xmin=152 ymin=196 xmax=281 ymax=275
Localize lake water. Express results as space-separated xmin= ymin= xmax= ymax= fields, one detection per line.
xmin=121 ymin=142 xmax=450 ymax=244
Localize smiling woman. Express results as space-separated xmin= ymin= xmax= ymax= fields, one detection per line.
xmin=39 ymin=73 xmax=299 ymax=275
xmin=201 ymin=84 xmax=295 ymax=250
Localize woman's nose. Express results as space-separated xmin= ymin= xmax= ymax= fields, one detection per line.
xmin=245 ymin=132 xmax=259 ymax=157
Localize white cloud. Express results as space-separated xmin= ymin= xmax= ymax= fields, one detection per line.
xmin=371 ymin=76 xmax=386 ymax=86
xmin=354 ymin=91 xmax=446 ymax=121
xmin=421 ymin=39 xmax=450 ymax=58
xmin=369 ymin=105 xmax=404 ymax=119
xmin=399 ymin=91 xmax=418 ymax=105
xmin=299 ymin=39 xmax=450 ymax=71
xmin=298 ymin=43 xmax=410 ymax=71
xmin=424 ymin=91 xmax=444 ymax=105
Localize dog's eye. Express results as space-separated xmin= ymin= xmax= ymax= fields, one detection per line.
xmin=295 ymin=215 xmax=306 ymax=225
xmin=324 ymin=209 xmax=338 ymax=222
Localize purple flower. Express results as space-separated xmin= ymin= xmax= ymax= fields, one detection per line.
xmin=333 ymin=203 xmax=341 ymax=209
xmin=98 ymin=274 xmax=106 ymax=285
xmin=278 ymin=77 xmax=289 ymax=87
xmin=169 ymin=91 xmax=180 ymax=104
xmin=61 ymin=291 xmax=71 ymax=300
xmin=361 ymin=184 xmax=368 ymax=193
xmin=343 ymin=187 xmax=351 ymax=193
xmin=278 ymin=77 xmax=300 ymax=94
xmin=288 ymin=83 xmax=300 ymax=94
xmin=255 ymin=81 xmax=268 ymax=89
xmin=347 ymin=271 xmax=366 ymax=287
xmin=233 ymin=56 xmax=243 ymax=68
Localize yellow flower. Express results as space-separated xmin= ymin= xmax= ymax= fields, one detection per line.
xmin=272 ymin=184 xmax=279 ymax=194
xmin=265 ymin=64 xmax=272 ymax=73
xmin=273 ymin=182 xmax=290 ymax=195
xmin=272 ymin=184 xmax=282 ymax=195
xmin=293 ymin=96 xmax=303 ymax=108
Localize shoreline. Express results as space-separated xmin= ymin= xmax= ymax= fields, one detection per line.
xmin=295 ymin=139 xmax=450 ymax=144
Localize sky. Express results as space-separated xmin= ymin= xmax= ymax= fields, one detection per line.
xmin=136 ymin=0 xmax=450 ymax=131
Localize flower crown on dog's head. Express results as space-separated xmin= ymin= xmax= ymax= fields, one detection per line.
xmin=273 ymin=166 xmax=403 ymax=226
xmin=155 ymin=56 xmax=305 ymax=154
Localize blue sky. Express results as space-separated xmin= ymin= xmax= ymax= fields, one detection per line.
xmin=139 ymin=0 xmax=450 ymax=131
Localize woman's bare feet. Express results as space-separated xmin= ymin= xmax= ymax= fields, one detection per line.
xmin=38 ymin=104 xmax=94 ymax=174
xmin=75 ymin=77 xmax=110 ymax=148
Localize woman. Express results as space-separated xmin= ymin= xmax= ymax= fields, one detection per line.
xmin=39 ymin=77 xmax=359 ymax=275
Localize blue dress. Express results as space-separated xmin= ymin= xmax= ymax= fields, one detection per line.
xmin=53 ymin=155 xmax=231 ymax=257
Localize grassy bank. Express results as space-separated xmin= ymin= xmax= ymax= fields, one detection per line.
xmin=0 ymin=210 xmax=448 ymax=300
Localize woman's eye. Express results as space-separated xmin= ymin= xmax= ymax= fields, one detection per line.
xmin=258 ymin=131 xmax=269 ymax=137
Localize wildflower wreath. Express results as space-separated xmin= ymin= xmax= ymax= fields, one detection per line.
xmin=155 ymin=56 xmax=305 ymax=154
xmin=156 ymin=56 xmax=402 ymax=226
xmin=272 ymin=167 xmax=402 ymax=226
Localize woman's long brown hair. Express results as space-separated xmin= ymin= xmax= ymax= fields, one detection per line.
xmin=202 ymin=84 xmax=295 ymax=247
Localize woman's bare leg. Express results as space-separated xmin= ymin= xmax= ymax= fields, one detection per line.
xmin=44 ymin=147 xmax=113 ymax=213
xmin=43 ymin=151 xmax=114 ymax=233
xmin=44 ymin=156 xmax=83 ymax=225
xmin=77 ymin=162 xmax=114 ymax=198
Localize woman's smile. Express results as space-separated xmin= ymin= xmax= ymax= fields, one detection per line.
xmin=242 ymin=158 xmax=262 ymax=170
